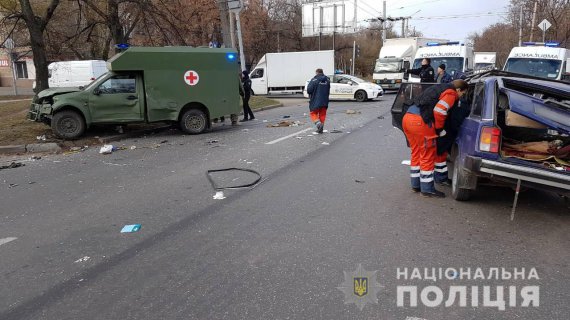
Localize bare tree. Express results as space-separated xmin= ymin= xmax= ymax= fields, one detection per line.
xmin=9 ymin=0 xmax=61 ymax=92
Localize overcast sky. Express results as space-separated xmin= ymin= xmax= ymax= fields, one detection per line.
xmin=357 ymin=0 xmax=511 ymax=40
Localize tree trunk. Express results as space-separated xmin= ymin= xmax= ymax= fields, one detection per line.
xmin=18 ymin=0 xmax=60 ymax=93
xmin=108 ymin=0 xmax=125 ymax=54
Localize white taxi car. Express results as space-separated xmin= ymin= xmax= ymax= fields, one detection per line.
xmin=303 ymin=74 xmax=383 ymax=102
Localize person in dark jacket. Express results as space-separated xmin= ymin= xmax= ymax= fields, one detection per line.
xmin=436 ymin=64 xmax=452 ymax=83
xmin=306 ymin=68 xmax=330 ymax=134
xmin=239 ymin=70 xmax=255 ymax=121
xmin=408 ymin=58 xmax=435 ymax=83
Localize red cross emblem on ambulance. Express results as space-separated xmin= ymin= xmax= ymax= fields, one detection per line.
xmin=184 ymin=70 xmax=199 ymax=86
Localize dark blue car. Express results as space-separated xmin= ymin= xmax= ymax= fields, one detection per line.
xmin=392 ymin=71 xmax=570 ymax=201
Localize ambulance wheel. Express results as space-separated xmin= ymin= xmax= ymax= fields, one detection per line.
xmin=355 ymin=90 xmax=367 ymax=102
xmin=51 ymin=110 xmax=85 ymax=139
xmin=180 ymin=109 xmax=208 ymax=134
xmin=451 ymin=151 xmax=472 ymax=201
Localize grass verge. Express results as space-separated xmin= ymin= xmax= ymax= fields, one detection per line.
xmin=249 ymin=96 xmax=280 ymax=110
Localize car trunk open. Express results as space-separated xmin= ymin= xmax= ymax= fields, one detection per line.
xmin=496 ymin=78 xmax=570 ymax=174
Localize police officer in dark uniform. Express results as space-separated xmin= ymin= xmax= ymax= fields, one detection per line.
xmin=408 ymin=58 xmax=435 ymax=83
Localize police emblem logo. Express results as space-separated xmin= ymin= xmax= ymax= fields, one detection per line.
xmin=354 ymin=277 xmax=368 ymax=297
xmin=338 ymin=264 xmax=381 ymax=310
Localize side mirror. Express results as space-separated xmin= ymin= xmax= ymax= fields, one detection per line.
xmin=93 ymin=88 xmax=101 ymax=95
xmin=347 ymin=81 xmax=354 ymax=86
xmin=78 ymin=86 xmax=84 ymax=90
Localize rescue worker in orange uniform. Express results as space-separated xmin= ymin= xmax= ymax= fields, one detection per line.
xmin=402 ymin=79 xmax=468 ymax=197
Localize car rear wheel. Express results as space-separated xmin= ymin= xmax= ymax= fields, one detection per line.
xmin=51 ymin=110 xmax=86 ymax=140
xmin=355 ymin=90 xmax=367 ymax=102
xmin=451 ymin=151 xmax=473 ymax=201
xmin=180 ymin=108 xmax=208 ymax=134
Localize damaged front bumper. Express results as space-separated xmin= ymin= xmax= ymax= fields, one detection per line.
xmin=28 ymin=102 xmax=53 ymax=122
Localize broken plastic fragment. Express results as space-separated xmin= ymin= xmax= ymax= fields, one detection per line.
xmin=213 ymin=191 xmax=226 ymax=200
xmin=401 ymin=160 xmax=411 ymax=165
xmin=99 ymin=145 xmax=115 ymax=154
xmin=74 ymin=256 xmax=91 ymax=263
xmin=120 ymin=224 xmax=141 ymax=233
xmin=322 ymin=142 xmax=330 ymax=145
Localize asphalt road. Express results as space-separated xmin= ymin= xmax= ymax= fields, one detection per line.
xmin=1 ymin=94 xmax=569 ymax=320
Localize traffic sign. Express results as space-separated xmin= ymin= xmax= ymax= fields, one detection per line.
xmin=228 ymin=0 xmax=242 ymax=13
xmin=5 ymin=38 xmax=14 ymax=50
xmin=538 ymin=19 xmax=551 ymax=31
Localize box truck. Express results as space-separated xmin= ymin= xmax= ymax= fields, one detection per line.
xmin=410 ymin=41 xmax=474 ymax=82
xmin=474 ymin=52 xmax=497 ymax=71
xmin=503 ymin=42 xmax=570 ymax=81
xmin=249 ymin=50 xmax=335 ymax=95
xmin=373 ymin=37 xmax=446 ymax=90
xmin=29 ymin=47 xmax=241 ymax=139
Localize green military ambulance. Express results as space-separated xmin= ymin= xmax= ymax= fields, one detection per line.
xmin=29 ymin=47 xmax=241 ymax=139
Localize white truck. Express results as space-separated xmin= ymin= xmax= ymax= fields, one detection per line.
xmin=373 ymin=37 xmax=446 ymax=90
xmin=474 ymin=52 xmax=497 ymax=71
xmin=410 ymin=41 xmax=474 ymax=82
xmin=503 ymin=42 xmax=570 ymax=81
xmin=249 ymin=50 xmax=334 ymax=95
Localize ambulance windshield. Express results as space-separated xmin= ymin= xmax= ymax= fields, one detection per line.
xmin=504 ymin=58 xmax=561 ymax=79
xmin=413 ymin=57 xmax=465 ymax=76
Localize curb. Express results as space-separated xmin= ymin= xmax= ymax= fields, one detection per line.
xmin=253 ymin=103 xmax=284 ymax=112
xmin=0 ymin=104 xmax=287 ymax=155
xmin=0 ymin=143 xmax=61 ymax=155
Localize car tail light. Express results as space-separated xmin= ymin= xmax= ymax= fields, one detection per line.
xmin=395 ymin=79 xmax=402 ymax=83
xmin=479 ymin=126 xmax=501 ymax=153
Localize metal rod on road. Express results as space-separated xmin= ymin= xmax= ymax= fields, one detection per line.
xmin=511 ymin=179 xmax=522 ymax=221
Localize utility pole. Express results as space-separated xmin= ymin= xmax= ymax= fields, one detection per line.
xmin=216 ymin=0 xmax=232 ymax=47
xmin=529 ymin=1 xmax=538 ymax=42
xmin=518 ymin=6 xmax=523 ymax=46
xmin=332 ymin=31 xmax=335 ymax=52
xmin=235 ymin=12 xmax=246 ymax=72
xmin=382 ymin=1 xmax=386 ymax=46
xmin=229 ymin=12 xmax=237 ymax=49
xmin=401 ymin=19 xmax=405 ymax=38
xmin=352 ymin=40 xmax=356 ymax=75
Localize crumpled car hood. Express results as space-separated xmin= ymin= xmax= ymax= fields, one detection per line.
xmin=36 ymin=87 xmax=81 ymax=100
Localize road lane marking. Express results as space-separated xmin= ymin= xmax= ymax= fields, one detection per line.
xmin=265 ymin=127 xmax=314 ymax=145
xmin=0 ymin=237 xmax=17 ymax=246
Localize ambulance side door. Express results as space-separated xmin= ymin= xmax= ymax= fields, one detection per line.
xmin=89 ymin=73 xmax=144 ymax=123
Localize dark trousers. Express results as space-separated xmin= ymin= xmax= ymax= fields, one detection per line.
xmin=242 ymin=95 xmax=254 ymax=119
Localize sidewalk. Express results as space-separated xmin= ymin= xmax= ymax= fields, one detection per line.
xmin=0 ymin=87 xmax=34 ymax=96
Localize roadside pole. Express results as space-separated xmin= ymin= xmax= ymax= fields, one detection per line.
xmin=5 ymin=38 xmax=18 ymax=96
xmin=352 ymin=40 xmax=356 ymax=75
xmin=235 ymin=13 xmax=246 ymax=72
xmin=229 ymin=0 xmax=246 ymax=72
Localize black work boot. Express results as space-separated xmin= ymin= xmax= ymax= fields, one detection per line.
xmin=421 ymin=190 xmax=446 ymax=198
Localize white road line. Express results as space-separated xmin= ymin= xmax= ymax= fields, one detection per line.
xmin=265 ymin=127 xmax=314 ymax=145
xmin=0 ymin=237 xmax=17 ymax=246
xmin=405 ymin=317 xmax=428 ymax=320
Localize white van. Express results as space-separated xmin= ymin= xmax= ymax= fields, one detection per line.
xmin=504 ymin=42 xmax=570 ymax=81
xmin=48 ymin=60 xmax=107 ymax=88
xmin=410 ymin=41 xmax=474 ymax=82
